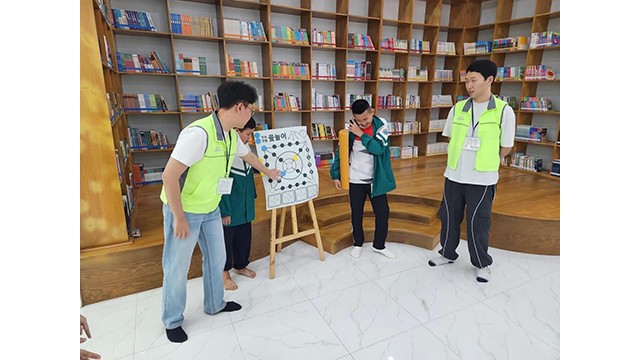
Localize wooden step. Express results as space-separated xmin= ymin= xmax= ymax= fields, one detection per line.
xmin=300 ymin=217 xmax=442 ymax=254
xmin=311 ymin=201 xmax=439 ymax=228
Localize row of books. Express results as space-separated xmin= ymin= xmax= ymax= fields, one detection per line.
xmin=377 ymin=95 xmax=404 ymax=109
xmin=272 ymin=62 xmax=311 ymax=80
xmin=101 ymin=35 xmax=114 ymax=69
xmin=223 ymin=18 xmax=267 ymax=41
xmin=496 ymin=95 xmax=519 ymax=110
xmin=463 ymin=40 xmax=493 ymax=55
xmin=311 ymin=62 xmax=337 ymax=79
xmin=179 ymin=93 xmax=217 ymax=112
xmin=170 ymin=13 xmax=214 ymax=37
xmin=345 ymin=94 xmax=373 ymax=108
xmin=312 ymin=89 xmax=341 ymax=110
xmin=427 ymin=142 xmax=448 ymax=155
xmin=429 ymin=119 xmax=446 ymax=132
xmin=406 ymin=95 xmax=421 ymax=108
xmin=520 ymin=97 xmax=553 ymax=112
xmin=524 ymin=65 xmax=556 ymax=80
xmin=492 ymin=36 xmax=529 ymax=52
xmin=123 ymin=93 xmax=168 ymax=112
xmin=311 ymin=123 xmax=338 ymax=140
xmin=436 ymin=41 xmax=456 ymax=55
xmin=132 ymin=163 xmax=165 ymax=186
xmin=116 ymin=51 xmax=170 ymax=73
xmin=128 ymin=127 xmax=171 ymax=150
xmin=496 ymin=66 xmax=525 ymax=81
xmin=381 ymin=38 xmax=408 ymax=52
xmin=432 ymin=95 xmax=453 ymax=107
xmin=348 ymin=33 xmax=375 ymax=50
xmin=111 ymin=8 xmax=157 ymax=31
xmin=463 ymin=32 xmax=559 ymax=55
xmin=122 ymin=184 xmax=134 ymax=229
xmin=315 ymin=151 xmax=335 ymax=168
xmin=379 ymin=68 xmax=406 ymax=81
xmin=273 ymin=93 xmax=301 ymax=111
xmin=106 ymin=92 xmax=123 ymax=124
xmin=346 ymin=60 xmax=372 ymax=80
xmin=390 ymin=146 xmax=420 ymax=160
xmin=388 ymin=121 xmax=421 ymax=135
xmin=508 ymin=153 xmax=543 ymax=172
xmin=433 ymin=70 xmax=453 ymax=82
xmin=530 ymin=31 xmax=560 ymax=49
xmin=551 ymin=159 xmax=560 ymax=177
xmin=407 ymin=67 xmax=428 ymax=81
xmin=226 ymin=55 xmax=259 ymax=77
xmin=515 ymin=125 xmax=548 ymax=143
xmin=311 ymin=29 xmax=337 ymax=47
xmin=176 ymin=54 xmax=207 ymax=75
xmin=271 ymin=26 xmax=310 ymax=45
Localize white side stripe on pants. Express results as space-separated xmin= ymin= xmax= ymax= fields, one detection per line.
xmin=470 ymin=186 xmax=489 ymax=268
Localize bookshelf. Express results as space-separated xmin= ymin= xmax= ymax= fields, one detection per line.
xmin=84 ymin=0 xmax=560 ymax=249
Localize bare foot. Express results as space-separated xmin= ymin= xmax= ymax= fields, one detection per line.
xmin=222 ymin=271 xmax=238 ymax=290
xmin=234 ymin=268 xmax=256 ymax=279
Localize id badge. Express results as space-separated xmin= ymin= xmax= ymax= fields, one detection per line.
xmin=463 ymin=137 xmax=481 ymax=151
xmin=217 ymin=177 xmax=234 ymax=195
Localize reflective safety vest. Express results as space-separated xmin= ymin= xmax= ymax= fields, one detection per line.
xmin=447 ymin=96 xmax=507 ymax=172
xmin=160 ymin=113 xmax=237 ymax=213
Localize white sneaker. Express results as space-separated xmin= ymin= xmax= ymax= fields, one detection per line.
xmin=476 ymin=266 xmax=491 ymax=283
xmin=372 ymin=247 xmax=396 ymax=259
xmin=428 ymin=256 xmax=454 ymax=267
xmin=350 ymin=246 xmax=363 ymax=259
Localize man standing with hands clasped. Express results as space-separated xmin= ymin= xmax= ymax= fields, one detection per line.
xmin=428 ymin=59 xmax=515 ymax=283
xmin=160 ymin=81 xmax=281 ymax=343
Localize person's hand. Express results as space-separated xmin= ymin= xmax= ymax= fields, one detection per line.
xmin=265 ymin=168 xmax=282 ymax=181
xmin=173 ymin=216 xmax=190 ymax=239
xmin=222 ymin=216 xmax=231 ymax=225
xmin=333 ymin=179 xmax=342 ymax=190
xmin=80 ymin=315 xmax=92 ymax=343
xmin=348 ymin=121 xmax=364 ymax=137
xmin=80 ymin=348 xmax=102 ymax=359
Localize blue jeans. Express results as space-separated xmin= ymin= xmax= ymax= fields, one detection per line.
xmin=161 ymin=204 xmax=227 ymax=330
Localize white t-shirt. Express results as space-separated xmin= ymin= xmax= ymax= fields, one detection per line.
xmin=443 ymin=99 xmax=515 ymax=185
xmin=349 ymin=138 xmax=374 ymax=184
xmin=171 ymin=123 xmax=249 ymax=167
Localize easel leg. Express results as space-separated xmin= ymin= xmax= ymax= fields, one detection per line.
xmin=270 ymin=209 xmax=277 ymax=279
xmin=308 ymin=200 xmax=325 ymax=261
xmin=277 ymin=207 xmax=286 ymax=253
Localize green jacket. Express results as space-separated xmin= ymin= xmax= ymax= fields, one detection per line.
xmin=330 ymin=115 xmax=396 ymax=197
xmin=219 ymin=154 xmax=257 ymax=226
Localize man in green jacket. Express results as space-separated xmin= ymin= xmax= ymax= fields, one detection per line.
xmin=220 ymin=117 xmax=258 ymax=290
xmin=330 ymin=99 xmax=397 ymax=259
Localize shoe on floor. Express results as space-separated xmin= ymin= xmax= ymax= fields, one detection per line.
xmin=372 ymin=247 xmax=396 ymax=259
xmin=428 ymin=256 xmax=454 ymax=267
xmin=476 ymin=266 xmax=491 ymax=283
xmin=350 ymin=246 xmax=363 ymax=259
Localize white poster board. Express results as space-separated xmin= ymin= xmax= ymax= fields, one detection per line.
xmin=253 ymin=126 xmax=319 ymax=210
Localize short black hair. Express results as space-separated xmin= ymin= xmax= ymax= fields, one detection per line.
xmin=351 ymin=99 xmax=371 ymax=115
xmin=466 ymin=59 xmax=497 ymax=81
xmin=217 ymin=81 xmax=258 ymax=109
xmin=241 ymin=117 xmax=256 ymax=130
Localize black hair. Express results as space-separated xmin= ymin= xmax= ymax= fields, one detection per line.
xmin=216 ymin=81 xmax=258 ymax=109
xmin=240 ymin=117 xmax=256 ymax=130
xmin=350 ymin=99 xmax=371 ymax=115
xmin=466 ymin=59 xmax=498 ymax=81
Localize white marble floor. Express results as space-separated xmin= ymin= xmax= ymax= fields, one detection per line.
xmin=80 ymin=240 xmax=560 ymax=360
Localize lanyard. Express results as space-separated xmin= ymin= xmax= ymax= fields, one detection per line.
xmin=470 ymin=104 xmax=479 ymax=137
xmin=213 ymin=114 xmax=232 ymax=173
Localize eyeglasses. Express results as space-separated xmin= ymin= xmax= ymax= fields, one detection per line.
xmin=242 ymin=102 xmax=256 ymax=117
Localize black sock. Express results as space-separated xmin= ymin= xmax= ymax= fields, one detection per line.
xmin=219 ymin=301 xmax=242 ymax=313
xmin=166 ymin=326 xmax=188 ymax=343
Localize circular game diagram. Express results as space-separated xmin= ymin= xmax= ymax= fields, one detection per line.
xmin=259 ymin=142 xmax=315 ymax=192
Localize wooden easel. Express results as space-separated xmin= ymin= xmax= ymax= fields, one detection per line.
xmin=269 ymin=199 xmax=325 ymax=279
